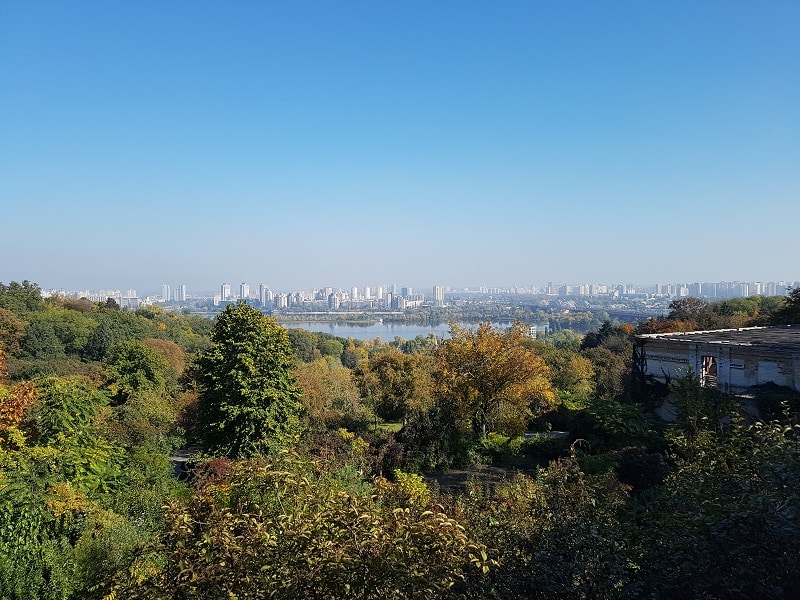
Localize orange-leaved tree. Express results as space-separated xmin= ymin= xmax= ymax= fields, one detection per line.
xmin=0 ymin=347 xmax=37 ymax=448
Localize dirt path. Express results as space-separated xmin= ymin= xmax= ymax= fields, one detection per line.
xmin=425 ymin=464 xmax=537 ymax=492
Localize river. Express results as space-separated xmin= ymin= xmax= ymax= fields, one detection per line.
xmin=276 ymin=321 xmax=508 ymax=341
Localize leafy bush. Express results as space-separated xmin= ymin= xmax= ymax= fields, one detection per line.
xmin=477 ymin=432 xmax=512 ymax=460
xmin=111 ymin=452 xmax=492 ymax=599
xmin=571 ymin=397 xmax=657 ymax=451
xmin=751 ymin=382 xmax=800 ymax=420
xmin=519 ymin=434 xmax=570 ymax=462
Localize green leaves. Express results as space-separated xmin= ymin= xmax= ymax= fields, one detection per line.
xmin=113 ymin=453 xmax=491 ymax=599
xmin=29 ymin=376 xmax=107 ymax=443
xmin=197 ymin=304 xmax=303 ymax=457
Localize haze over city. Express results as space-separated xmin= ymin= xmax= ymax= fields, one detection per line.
xmin=2 ymin=2 xmax=798 ymax=292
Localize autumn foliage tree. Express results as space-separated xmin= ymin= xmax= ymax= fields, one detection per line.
xmin=294 ymin=357 xmax=368 ymax=430
xmin=435 ymin=322 xmax=555 ymax=438
xmin=355 ymin=349 xmax=435 ymax=424
xmin=0 ymin=348 xmax=37 ymax=448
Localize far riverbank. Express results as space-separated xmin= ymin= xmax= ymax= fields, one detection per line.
xmin=278 ymin=321 xmax=457 ymax=341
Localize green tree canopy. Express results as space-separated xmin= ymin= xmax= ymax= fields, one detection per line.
xmin=21 ymin=321 xmax=66 ymax=359
xmin=103 ymin=340 xmax=171 ymax=403
xmin=774 ymin=287 xmax=800 ymax=325
xmin=197 ymin=303 xmax=303 ymax=457
xmin=287 ymin=328 xmax=319 ymax=362
xmin=83 ymin=311 xmax=155 ymax=360
xmin=27 ymin=306 xmax=97 ymax=355
xmin=27 ymin=375 xmax=108 ymax=444
xmin=355 ymin=349 xmax=434 ymax=423
xmin=0 ymin=280 xmax=44 ymax=314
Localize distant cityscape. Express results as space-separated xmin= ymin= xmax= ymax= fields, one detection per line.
xmin=42 ymin=279 xmax=800 ymax=314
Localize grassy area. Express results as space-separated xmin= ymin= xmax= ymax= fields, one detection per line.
xmin=376 ymin=422 xmax=403 ymax=433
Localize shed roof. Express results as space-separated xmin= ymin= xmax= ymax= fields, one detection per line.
xmin=635 ymin=325 xmax=800 ymax=350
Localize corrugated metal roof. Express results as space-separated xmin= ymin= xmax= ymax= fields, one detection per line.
xmin=635 ymin=325 xmax=800 ymax=349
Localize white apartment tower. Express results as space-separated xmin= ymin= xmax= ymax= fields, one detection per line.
xmin=259 ymin=283 xmax=271 ymax=306
xmin=274 ymin=293 xmax=288 ymax=308
xmin=434 ymin=285 xmax=445 ymax=307
xmin=240 ymin=282 xmax=250 ymax=301
xmin=161 ymin=284 xmax=171 ymax=302
xmin=221 ymin=283 xmax=231 ymax=301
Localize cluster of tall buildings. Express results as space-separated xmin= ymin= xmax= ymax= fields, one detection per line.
xmin=211 ymin=282 xmax=438 ymax=311
xmin=160 ymin=284 xmax=188 ymax=303
xmin=546 ymin=280 xmax=798 ymax=299
xmin=46 ymin=278 xmax=798 ymax=312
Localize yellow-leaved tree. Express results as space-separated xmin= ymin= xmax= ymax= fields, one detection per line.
xmin=435 ymin=321 xmax=556 ymax=438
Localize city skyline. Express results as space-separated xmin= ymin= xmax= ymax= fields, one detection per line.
xmin=2 ymin=3 xmax=799 ymax=290
xmin=42 ymin=276 xmax=800 ymax=302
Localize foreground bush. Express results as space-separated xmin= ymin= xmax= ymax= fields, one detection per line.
xmin=112 ymin=451 xmax=491 ymax=599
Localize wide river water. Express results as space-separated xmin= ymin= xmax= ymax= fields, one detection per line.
xmin=278 ymin=321 xmax=471 ymax=341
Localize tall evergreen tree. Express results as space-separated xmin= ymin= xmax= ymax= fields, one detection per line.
xmin=197 ymin=303 xmax=302 ymax=457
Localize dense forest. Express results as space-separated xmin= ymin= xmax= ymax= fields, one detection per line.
xmin=0 ymin=280 xmax=798 ymax=599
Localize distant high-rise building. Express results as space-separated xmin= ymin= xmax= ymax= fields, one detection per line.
xmin=221 ymin=283 xmax=231 ymax=301
xmin=240 ymin=282 xmax=250 ymax=301
xmin=401 ymin=286 xmax=412 ymax=297
xmin=259 ymin=283 xmax=271 ymax=306
xmin=177 ymin=284 xmax=187 ymax=302
xmin=434 ymin=285 xmax=445 ymax=307
xmin=364 ymin=286 xmax=371 ymax=300
xmin=161 ymin=284 xmax=171 ymax=302
xmin=351 ymin=286 xmax=359 ymax=301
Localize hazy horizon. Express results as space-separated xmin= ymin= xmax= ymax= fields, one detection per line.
xmin=30 ymin=276 xmax=800 ymax=299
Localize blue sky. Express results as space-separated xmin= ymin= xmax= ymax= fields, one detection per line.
xmin=1 ymin=1 xmax=798 ymax=294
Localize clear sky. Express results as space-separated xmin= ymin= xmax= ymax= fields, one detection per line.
xmin=1 ymin=1 xmax=798 ymax=294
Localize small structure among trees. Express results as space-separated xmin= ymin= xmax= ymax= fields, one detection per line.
xmin=634 ymin=325 xmax=800 ymax=395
